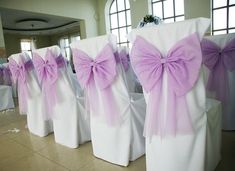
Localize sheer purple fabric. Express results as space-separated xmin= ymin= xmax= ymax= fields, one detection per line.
xmin=0 ymin=66 xmax=3 ymax=85
xmin=9 ymin=57 xmax=34 ymax=114
xmin=114 ymin=50 xmax=129 ymax=71
xmin=130 ymin=33 xmax=202 ymax=137
xmin=72 ymin=44 xmax=120 ymax=126
xmin=33 ymin=49 xmax=66 ymax=120
xmin=201 ymin=38 xmax=235 ymax=107
xmin=3 ymin=66 xmax=12 ymax=86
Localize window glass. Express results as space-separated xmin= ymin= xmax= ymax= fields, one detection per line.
xmin=212 ymin=0 xmax=234 ymax=35
xmin=151 ymin=0 xmax=185 ymax=23
xmin=109 ymin=0 xmax=131 ymax=46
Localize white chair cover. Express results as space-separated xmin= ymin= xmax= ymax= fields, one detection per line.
xmin=8 ymin=52 xmax=53 ymax=137
xmin=129 ymin=18 xmax=221 ymax=171
xmin=0 ymin=85 xmax=15 ymax=111
xmin=205 ymin=98 xmax=222 ymax=171
xmin=32 ymin=46 xmax=90 ymax=148
xmin=71 ymin=35 xmax=146 ymax=166
xmin=202 ymin=33 xmax=235 ymax=130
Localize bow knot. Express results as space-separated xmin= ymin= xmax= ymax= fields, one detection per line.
xmin=90 ymin=61 xmax=97 ymax=68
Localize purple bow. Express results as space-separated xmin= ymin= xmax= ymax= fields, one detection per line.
xmin=72 ymin=44 xmax=120 ymax=126
xmin=0 ymin=67 xmax=3 ymax=85
xmin=33 ymin=49 xmax=66 ymax=120
xmin=114 ymin=50 xmax=129 ymax=71
xmin=131 ymin=33 xmax=202 ymax=137
xmin=201 ymin=38 xmax=235 ymax=107
xmin=3 ymin=66 xmax=12 ymax=86
xmin=8 ymin=57 xmax=34 ymax=114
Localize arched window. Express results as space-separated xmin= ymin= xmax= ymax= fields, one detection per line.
xmin=212 ymin=0 xmax=235 ymax=35
xmin=108 ymin=0 xmax=131 ymax=47
xmin=151 ymin=0 xmax=185 ymax=23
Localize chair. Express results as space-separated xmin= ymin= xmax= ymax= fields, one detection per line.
xmin=32 ymin=45 xmax=90 ymax=148
xmin=71 ymin=34 xmax=146 ymax=166
xmin=8 ymin=52 xmax=53 ymax=137
xmin=201 ymin=33 xmax=235 ymax=130
xmin=0 ymin=85 xmax=15 ymax=111
xmin=1 ymin=63 xmax=12 ymax=86
xmin=129 ymin=18 xmax=221 ymax=171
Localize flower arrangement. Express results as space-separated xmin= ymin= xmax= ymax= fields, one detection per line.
xmin=138 ymin=14 xmax=162 ymax=28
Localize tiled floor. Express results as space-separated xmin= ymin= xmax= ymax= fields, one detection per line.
xmin=0 ymin=106 xmax=234 ymax=171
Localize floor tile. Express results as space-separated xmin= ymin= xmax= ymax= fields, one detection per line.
xmin=0 ymin=139 xmax=33 ymax=165
xmin=37 ymin=142 xmax=94 ymax=170
xmin=0 ymin=153 xmax=69 ymax=171
xmin=78 ymin=155 xmax=146 ymax=171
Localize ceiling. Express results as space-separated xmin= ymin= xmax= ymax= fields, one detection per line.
xmin=0 ymin=8 xmax=80 ymax=35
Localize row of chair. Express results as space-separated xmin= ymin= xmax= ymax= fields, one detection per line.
xmin=5 ymin=17 xmax=223 ymax=171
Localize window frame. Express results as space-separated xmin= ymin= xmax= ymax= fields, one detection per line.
xmin=212 ymin=0 xmax=235 ymax=35
xmin=59 ymin=34 xmax=81 ymax=61
xmin=20 ymin=39 xmax=33 ymax=58
xmin=108 ymin=0 xmax=131 ymax=47
xmin=151 ymin=0 xmax=185 ymax=23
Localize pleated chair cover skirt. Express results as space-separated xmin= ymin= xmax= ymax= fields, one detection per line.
xmin=71 ymin=34 xmax=146 ymax=166
xmin=32 ymin=46 xmax=90 ymax=148
xmin=8 ymin=52 xmax=53 ymax=137
xmin=128 ymin=18 xmax=221 ymax=171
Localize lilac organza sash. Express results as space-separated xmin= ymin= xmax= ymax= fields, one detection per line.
xmin=3 ymin=66 xmax=12 ymax=86
xmin=131 ymin=33 xmax=202 ymax=138
xmin=0 ymin=67 xmax=3 ymax=85
xmin=9 ymin=57 xmax=34 ymax=114
xmin=33 ymin=49 xmax=66 ymax=120
xmin=114 ymin=50 xmax=129 ymax=71
xmin=72 ymin=44 xmax=120 ymax=126
xmin=201 ymin=38 xmax=235 ymax=107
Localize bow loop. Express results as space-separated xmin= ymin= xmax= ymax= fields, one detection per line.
xmin=115 ymin=50 xmax=130 ymax=71
xmin=201 ymin=38 xmax=221 ymax=70
xmin=131 ymin=36 xmax=163 ymax=92
xmin=222 ymin=38 xmax=235 ymax=71
xmin=9 ymin=57 xmax=27 ymax=84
